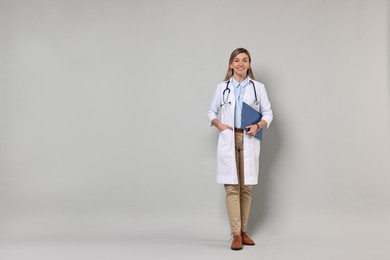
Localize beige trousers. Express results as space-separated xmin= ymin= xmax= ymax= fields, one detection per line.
xmin=224 ymin=131 xmax=252 ymax=235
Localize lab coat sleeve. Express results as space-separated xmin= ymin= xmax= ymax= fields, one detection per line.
xmin=259 ymin=85 xmax=273 ymax=128
xmin=207 ymin=85 xmax=221 ymax=126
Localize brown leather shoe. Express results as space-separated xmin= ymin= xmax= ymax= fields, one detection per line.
xmin=241 ymin=231 xmax=255 ymax=245
xmin=230 ymin=234 xmax=243 ymax=250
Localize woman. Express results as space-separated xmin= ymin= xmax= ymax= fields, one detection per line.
xmin=207 ymin=48 xmax=273 ymax=250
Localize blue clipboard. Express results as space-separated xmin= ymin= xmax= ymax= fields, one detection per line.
xmin=241 ymin=102 xmax=263 ymax=140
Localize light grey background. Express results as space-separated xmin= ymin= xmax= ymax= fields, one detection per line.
xmin=1 ymin=0 xmax=389 ymax=259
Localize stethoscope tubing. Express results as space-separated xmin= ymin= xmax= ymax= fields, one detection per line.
xmin=221 ymin=80 xmax=258 ymax=106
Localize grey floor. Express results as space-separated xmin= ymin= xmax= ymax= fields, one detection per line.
xmin=1 ymin=209 xmax=389 ymax=260
xmin=1 ymin=234 xmax=389 ymax=260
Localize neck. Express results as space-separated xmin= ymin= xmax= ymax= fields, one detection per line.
xmin=233 ymin=74 xmax=247 ymax=83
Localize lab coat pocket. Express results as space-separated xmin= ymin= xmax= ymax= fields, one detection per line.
xmin=217 ymin=129 xmax=233 ymax=156
xmin=218 ymin=128 xmax=232 ymax=143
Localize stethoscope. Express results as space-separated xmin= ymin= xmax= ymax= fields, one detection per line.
xmin=221 ymin=80 xmax=259 ymax=107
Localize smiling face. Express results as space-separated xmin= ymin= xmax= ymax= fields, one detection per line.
xmin=230 ymin=52 xmax=250 ymax=79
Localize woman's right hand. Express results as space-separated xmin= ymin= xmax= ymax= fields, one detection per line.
xmin=218 ymin=124 xmax=233 ymax=132
xmin=211 ymin=118 xmax=233 ymax=132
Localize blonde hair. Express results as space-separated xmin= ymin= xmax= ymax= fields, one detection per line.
xmin=224 ymin=48 xmax=255 ymax=81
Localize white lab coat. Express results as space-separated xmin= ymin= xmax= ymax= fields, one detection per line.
xmin=207 ymin=78 xmax=273 ymax=185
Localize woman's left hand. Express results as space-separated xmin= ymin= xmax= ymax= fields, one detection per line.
xmin=245 ymin=124 xmax=259 ymax=136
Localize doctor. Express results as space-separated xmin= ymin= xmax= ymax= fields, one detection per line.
xmin=207 ymin=48 xmax=273 ymax=250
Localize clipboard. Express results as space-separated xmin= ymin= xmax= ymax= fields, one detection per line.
xmin=241 ymin=102 xmax=263 ymax=140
